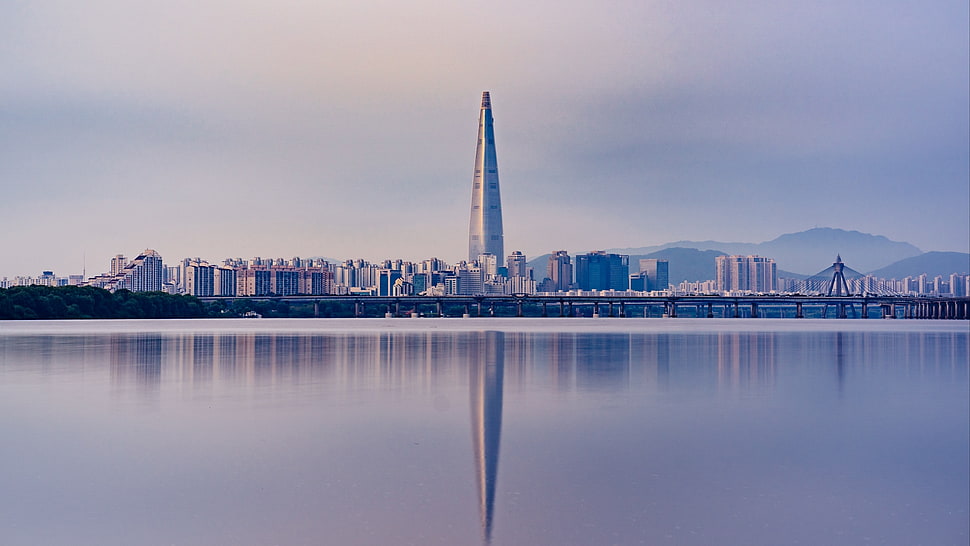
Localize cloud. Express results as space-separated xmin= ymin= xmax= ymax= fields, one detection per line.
xmin=0 ymin=0 xmax=967 ymax=276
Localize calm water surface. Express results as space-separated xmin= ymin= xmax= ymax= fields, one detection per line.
xmin=0 ymin=319 xmax=967 ymax=545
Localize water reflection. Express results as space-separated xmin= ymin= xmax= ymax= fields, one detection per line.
xmin=469 ymin=332 xmax=503 ymax=544
xmin=3 ymin=329 xmax=965 ymax=395
xmin=0 ymin=327 xmax=966 ymax=545
xmin=109 ymin=334 xmax=162 ymax=393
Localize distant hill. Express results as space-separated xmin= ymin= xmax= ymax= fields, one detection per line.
xmin=868 ymin=252 xmax=970 ymax=279
xmin=608 ymin=227 xmax=922 ymax=274
xmin=629 ymin=248 xmax=726 ymax=284
xmin=777 ymin=270 xmax=808 ymax=280
xmin=526 ymin=248 xmax=724 ymax=285
xmin=310 ymin=256 xmax=344 ymax=264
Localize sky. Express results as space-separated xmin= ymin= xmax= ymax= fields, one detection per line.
xmin=1 ymin=0 xmax=968 ymax=277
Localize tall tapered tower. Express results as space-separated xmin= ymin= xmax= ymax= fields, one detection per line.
xmin=468 ymin=91 xmax=504 ymax=262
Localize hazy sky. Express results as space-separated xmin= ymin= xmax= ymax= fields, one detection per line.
xmin=2 ymin=0 xmax=968 ymax=277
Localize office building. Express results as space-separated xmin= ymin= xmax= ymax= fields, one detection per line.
xmin=638 ymin=259 xmax=669 ymax=291
xmin=468 ymin=91 xmax=504 ymax=261
xmin=546 ymin=251 xmax=573 ymax=292
xmin=378 ymin=269 xmax=403 ymax=296
xmin=576 ymin=252 xmax=629 ymax=291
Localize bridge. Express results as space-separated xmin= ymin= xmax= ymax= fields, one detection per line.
xmin=198 ymin=294 xmax=970 ymax=320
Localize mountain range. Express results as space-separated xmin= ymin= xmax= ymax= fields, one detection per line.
xmin=606 ymin=228 xmax=923 ymax=274
xmin=526 ymin=228 xmax=969 ymax=284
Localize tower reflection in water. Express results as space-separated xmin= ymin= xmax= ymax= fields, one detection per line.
xmin=468 ymin=331 xmax=503 ymax=544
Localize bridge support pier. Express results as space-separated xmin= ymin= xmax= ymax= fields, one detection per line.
xmin=751 ymin=303 xmax=758 ymax=318
xmin=795 ymin=302 xmax=803 ymax=318
xmin=619 ymin=302 xmax=626 ymax=318
xmin=541 ymin=303 xmax=548 ymax=317
xmin=436 ymin=300 xmax=443 ymax=318
xmin=707 ymin=302 xmax=714 ymax=318
xmin=593 ymin=302 xmax=600 ymax=318
xmin=516 ymin=300 xmax=523 ymax=318
xmin=838 ymin=303 xmax=847 ymax=319
xmin=733 ymin=301 xmax=740 ymax=318
xmin=608 ymin=302 xmax=615 ymax=318
xmin=861 ymin=302 xmax=868 ymax=319
xmin=568 ymin=302 xmax=574 ymax=317
xmin=314 ymin=301 xmax=320 ymax=318
xmin=559 ymin=300 xmax=565 ymax=317
xmin=354 ymin=301 xmax=362 ymax=318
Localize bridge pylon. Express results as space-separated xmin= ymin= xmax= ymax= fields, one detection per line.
xmin=827 ymin=255 xmax=851 ymax=296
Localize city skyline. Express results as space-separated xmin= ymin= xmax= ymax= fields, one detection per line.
xmin=2 ymin=1 xmax=967 ymax=278
xmin=7 ymin=245 xmax=967 ymax=300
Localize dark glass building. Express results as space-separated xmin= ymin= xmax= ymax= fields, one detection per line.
xmin=576 ymin=252 xmax=630 ymax=291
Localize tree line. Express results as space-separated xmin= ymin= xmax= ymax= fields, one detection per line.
xmin=0 ymin=286 xmax=359 ymax=319
xmin=0 ymin=285 xmax=211 ymax=320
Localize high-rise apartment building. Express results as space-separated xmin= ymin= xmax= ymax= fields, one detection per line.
xmin=109 ymin=249 xmax=163 ymax=292
xmin=184 ymin=260 xmax=215 ymax=296
xmin=546 ymin=251 xmax=573 ymax=292
xmin=468 ymin=91 xmax=504 ymax=262
xmin=506 ymin=251 xmax=528 ymax=278
xmin=213 ymin=267 xmax=236 ymax=296
xmin=715 ymin=255 xmax=777 ymax=292
xmin=110 ymin=254 xmax=127 ymax=276
xmin=478 ymin=253 xmax=498 ymax=278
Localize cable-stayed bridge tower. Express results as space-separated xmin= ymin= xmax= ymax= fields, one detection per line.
xmin=798 ymin=255 xmax=901 ymax=296
xmin=468 ymin=91 xmax=504 ymax=262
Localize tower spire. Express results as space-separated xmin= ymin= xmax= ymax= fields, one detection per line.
xmin=468 ymin=91 xmax=504 ymax=262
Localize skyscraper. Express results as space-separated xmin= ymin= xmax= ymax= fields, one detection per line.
xmin=546 ymin=251 xmax=573 ymax=292
xmin=468 ymin=91 xmax=504 ymax=262
xmin=638 ymin=259 xmax=669 ymax=291
xmin=576 ymin=251 xmax=630 ymax=291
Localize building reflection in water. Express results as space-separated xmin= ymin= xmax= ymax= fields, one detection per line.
xmin=715 ymin=332 xmax=777 ymax=391
xmin=109 ymin=334 xmax=163 ymax=394
xmin=468 ymin=331 xmax=503 ymax=544
xmin=84 ymin=327 xmax=968 ymax=542
xmin=99 ymin=331 xmax=804 ymax=396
